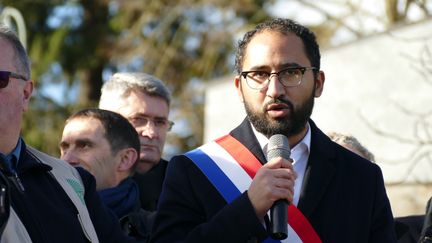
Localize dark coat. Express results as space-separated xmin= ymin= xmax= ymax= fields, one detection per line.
xmin=133 ymin=159 xmax=168 ymax=211
xmin=395 ymin=215 xmax=424 ymax=243
xmin=150 ymin=119 xmax=397 ymax=243
xmin=5 ymin=141 xmax=135 ymax=243
xmin=0 ymin=171 xmax=10 ymax=236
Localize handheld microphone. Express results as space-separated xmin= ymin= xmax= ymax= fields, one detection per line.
xmin=267 ymin=134 xmax=290 ymax=240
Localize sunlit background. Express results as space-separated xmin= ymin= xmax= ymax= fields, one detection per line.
xmin=2 ymin=0 xmax=432 ymax=216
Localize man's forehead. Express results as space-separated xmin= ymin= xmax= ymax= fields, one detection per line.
xmin=0 ymin=38 xmax=17 ymax=71
xmin=243 ymin=32 xmax=309 ymax=69
xmin=64 ymin=118 xmax=105 ymax=135
xmin=120 ymin=94 xmax=169 ymax=116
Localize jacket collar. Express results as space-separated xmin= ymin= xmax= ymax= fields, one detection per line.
xmin=229 ymin=118 xmax=337 ymax=218
xmin=229 ymin=118 xmax=267 ymax=164
xmin=17 ymin=142 xmax=53 ymax=174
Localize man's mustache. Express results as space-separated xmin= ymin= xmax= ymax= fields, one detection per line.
xmin=264 ymin=97 xmax=293 ymax=111
xmin=139 ymin=140 xmax=159 ymax=146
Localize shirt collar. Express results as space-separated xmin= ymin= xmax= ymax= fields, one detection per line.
xmin=11 ymin=138 xmax=22 ymax=162
xmin=0 ymin=138 xmax=22 ymax=162
xmin=0 ymin=138 xmax=22 ymax=173
xmin=251 ymin=122 xmax=312 ymax=162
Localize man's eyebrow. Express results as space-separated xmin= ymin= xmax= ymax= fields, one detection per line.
xmin=246 ymin=65 xmax=269 ymax=71
xmin=246 ymin=63 xmax=303 ymax=71
xmin=280 ymin=62 xmax=302 ymax=68
xmin=129 ymin=114 xmax=168 ymax=120
xmin=59 ymin=141 xmax=68 ymax=147
xmin=75 ymin=138 xmax=93 ymax=144
xmin=127 ymin=113 xmax=149 ymax=119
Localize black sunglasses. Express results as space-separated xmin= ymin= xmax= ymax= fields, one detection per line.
xmin=0 ymin=71 xmax=28 ymax=89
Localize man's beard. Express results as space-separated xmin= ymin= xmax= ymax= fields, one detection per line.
xmin=244 ymin=90 xmax=314 ymax=138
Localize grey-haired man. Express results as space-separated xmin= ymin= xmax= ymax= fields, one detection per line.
xmin=99 ymin=72 xmax=173 ymax=212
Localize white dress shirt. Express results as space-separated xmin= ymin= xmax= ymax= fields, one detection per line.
xmin=252 ymin=122 xmax=311 ymax=206
xmin=251 ymin=122 xmax=311 ymax=243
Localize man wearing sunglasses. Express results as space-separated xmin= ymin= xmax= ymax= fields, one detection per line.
xmin=0 ymin=171 xmax=10 ymax=238
xmin=0 ymin=24 xmax=137 ymax=243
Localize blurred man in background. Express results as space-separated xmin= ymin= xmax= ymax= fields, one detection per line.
xmin=327 ymin=132 xmax=375 ymax=162
xmin=60 ymin=108 xmax=152 ymax=241
xmin=99 ymin=72 xmax=173 ymax=212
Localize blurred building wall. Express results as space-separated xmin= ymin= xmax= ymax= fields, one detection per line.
xmin=204 ymin=19 xmax=432 ymax=216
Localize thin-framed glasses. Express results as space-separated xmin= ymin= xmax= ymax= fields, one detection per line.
xmin=128 ymin=115 xmax=174 ymax=131
xmin=0 ymin=71 xmax=28 ymax=89
xmin=240 ymin=67 xmax=316 ymax=90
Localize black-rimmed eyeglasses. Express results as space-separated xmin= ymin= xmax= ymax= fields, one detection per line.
xmin=240 ymin=67 xmax=316 ymax=90
xmin=0 ymin=71 xmax=28 ymax=89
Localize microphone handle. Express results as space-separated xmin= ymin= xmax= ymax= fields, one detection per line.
xmin=271 ymin=199 xmax=288 ymax=240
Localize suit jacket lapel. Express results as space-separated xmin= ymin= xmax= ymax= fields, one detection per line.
xmin=229 ymin=118 xmax=267 ymax=165
xmin=297 ymin=120 xmax=337 ymax=217
xmin=229 ymin=118 xmax=337 ymax=218
xmin=228 ymin=118 xmax=271 ymax=230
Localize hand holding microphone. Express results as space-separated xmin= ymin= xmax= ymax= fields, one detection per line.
xmin=267 ymin=134 xmax=291 ymax=240
xmin=247 ymin=134 xmax=295 ymax=240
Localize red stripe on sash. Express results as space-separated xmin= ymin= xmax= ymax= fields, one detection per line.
xmin=216 ymin=134 xmax=262 ymax=178
xmin=216 ymin=134 xmax=322 ymax=243
xmin=288 ymin=205 xmax=322 ymax=243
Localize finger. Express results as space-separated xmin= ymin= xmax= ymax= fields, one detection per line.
xmin=274 ymin=176 xmax=295 ymax=188
xmin=270 ymin=187 xmax=294 ymax=203
xmin=264 ymin=157 xmax=292 ymax=169
xmin=273 ymin=178 xmax=295 ymax=198
xmin=263 ymin=157 xmax=283 ymax=168
xmin=272 ymin=168 xmax=297 ymax=180
xmin=280 ymin=158 xmax=294 ymax=168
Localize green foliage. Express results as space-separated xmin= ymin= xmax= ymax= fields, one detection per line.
xmin=22 ymin=95 xmax=73 ymax=157
xmin=1 ymin=0 xmax=275 ymax=158
xmin=6 ymin=0 xmax=428 ymax=158
xmin=30 ymin=27 xmax=69 ymax=79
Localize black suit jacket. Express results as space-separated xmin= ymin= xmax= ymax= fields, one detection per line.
xmin=150 ymin=119 xmax=397 ymax=243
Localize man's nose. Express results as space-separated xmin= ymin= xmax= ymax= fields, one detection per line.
xmin=138 ymin=122 xmax=158 ymax=139
xmin=60 ymin=151 xmax=80 ymax=166
xmin=265 ymin=75 xmax=286 ymax=99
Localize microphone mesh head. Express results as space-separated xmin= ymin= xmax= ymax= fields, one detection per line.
xmin=267 ymin=134 xmax=291 ymax=160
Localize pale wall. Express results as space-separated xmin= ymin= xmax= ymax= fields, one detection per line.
xmin=204 ymin=19 xmax=432 ymax=216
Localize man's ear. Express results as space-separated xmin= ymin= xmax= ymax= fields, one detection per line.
xmin=314 ymin=71 xmax=325 ymax=98
xmin=235 ymin=75 xmax=244 ymax=102
xmin=117 ymin=148 xmax=138 ymax=172
xmin=22 ymin=80 xmax=33 ymax=112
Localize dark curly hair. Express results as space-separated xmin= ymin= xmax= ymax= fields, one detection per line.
xmin=234 ymin=18 xmax=321 ymax=76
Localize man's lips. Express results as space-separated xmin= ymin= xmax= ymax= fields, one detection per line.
xmin=267 ymin=103 xmax=289 ymax=111
xmin=141 ymin=144 xmax=157 ymax=151
xmin=266 ymin=103 xmax=290 ymax=118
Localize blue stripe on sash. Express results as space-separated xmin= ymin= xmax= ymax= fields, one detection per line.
xmin=186 ymin=147 xmax=281 ymax=243
xmin=185 ymin=148 xmax=241 ymax=203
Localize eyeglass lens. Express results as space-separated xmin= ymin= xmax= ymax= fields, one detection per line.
xmin=129 ymin=116 xmax=173 ymax=131
xmin=242 ymin=67 xmax=315 ymax=89
xmin=0 ymin=71 xmax=11 ymax=89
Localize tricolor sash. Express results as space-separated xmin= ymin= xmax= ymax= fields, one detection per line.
xmin=185 ymin=134 xmax=321 ymax=243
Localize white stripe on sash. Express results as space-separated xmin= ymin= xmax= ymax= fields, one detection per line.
xmin=192 ymin=142 xmax=300 ymax=243
xmin=200 ymin=141 xmax=252 ymax=192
